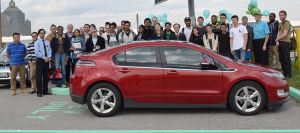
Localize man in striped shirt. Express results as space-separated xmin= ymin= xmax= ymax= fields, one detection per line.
xmin=27 ymin=32 xmax=38 ymax=94
xmin=6 ymin=33 xmax=29 ymax=95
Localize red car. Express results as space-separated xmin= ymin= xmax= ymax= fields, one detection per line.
xmin=70 ymin=41 xmax=289 ymax=117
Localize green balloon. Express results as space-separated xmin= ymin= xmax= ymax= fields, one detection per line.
xmin=217 ymin=15 xmax=221 ymax=24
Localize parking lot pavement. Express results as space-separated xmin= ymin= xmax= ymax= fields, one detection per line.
xmin=0 ymin=84 xmax=300 ymax=130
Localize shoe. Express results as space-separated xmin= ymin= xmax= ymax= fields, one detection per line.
xmin=11 ymin=90 xmax=16 ymax=96
xmin=43 ymin=92 xmax=52 ymax=95
xmin=64 ymin=82 xmax=68 ymax=85
xmin=61 ymin=84 xmax=67 ymax=88
xmin=37 ymin=93 xmax=42 ymax=97
xmin=30 ymin=91 xmax=36 ymax=94
xmin=21 ymin=89 xmax=29 ymax=93
xmin=52 ymin=84 xmax=57 ymax=87
xmin=285 ymin=75 xmax=292 ymax=80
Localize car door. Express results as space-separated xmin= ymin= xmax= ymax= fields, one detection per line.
xmin=111 ymin=46 xmax=164 ymax=103
xmin=160 ymin=46 xmax=223 ymax=104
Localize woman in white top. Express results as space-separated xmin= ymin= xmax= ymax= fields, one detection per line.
xmin=203 ymin=24 xmax=218 ymax=52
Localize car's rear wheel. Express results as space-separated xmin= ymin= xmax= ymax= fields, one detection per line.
xmin=87 ymin=83 xmax=122 ymax=117
xmin=229 ymin=81 xmax=266 ymax=115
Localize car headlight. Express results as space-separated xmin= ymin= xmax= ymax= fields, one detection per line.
xmin=262 ymin=72 xmax=285 ymax=79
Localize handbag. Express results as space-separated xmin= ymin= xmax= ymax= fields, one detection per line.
xmin=48 ymin=63 xmax=62 ymax=80
xmin=246 ymin=51 xmax=252 ymax=60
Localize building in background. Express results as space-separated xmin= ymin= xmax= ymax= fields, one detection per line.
xmin=1 ymin=0 xmax=31 ymax=37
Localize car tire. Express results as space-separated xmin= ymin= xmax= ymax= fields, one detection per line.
xmin=229 ymin=81 xmax=266 ymax=116
xmin=87 ymin=83 xmax=122 ymax=117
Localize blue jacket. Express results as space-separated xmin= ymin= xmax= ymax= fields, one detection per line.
xmin=151 ymin=32 xmax=167 ymax=40
xmin=267 ymin=21 xmax=279 ymax=46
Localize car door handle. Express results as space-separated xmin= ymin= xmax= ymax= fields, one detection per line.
xmin=119 ymin=68 xmax=130 ymax=73
xmin=168 ymin=71 xmax=179 ymax=75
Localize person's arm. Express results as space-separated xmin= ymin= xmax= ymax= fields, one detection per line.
xmin=27 ymin=44 xmax=32 ymax=62
xmin=24 ymin=52 xmax=27 ymax=57
xmin=51 ymin=38 xmax=55 ymax=59
xmin=263 ymin=34 xmax=269 ymax=51
xmin=74 ymin=39 xmax=86 ymax=51
xmin=6 ymin=53 xmax=10 ymax=60
xmin=276 ymin=30 xmax=288 ymax=42
xmin=243 ymin=33 xmax=248 ymax=51
xmin=218 ymin=41 xmax=220 ymax=53
xmin=230 ymin=37 xmax=233 ymax=55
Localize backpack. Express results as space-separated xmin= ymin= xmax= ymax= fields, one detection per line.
xmin=121 ymin=31 xmax=135 ymax=43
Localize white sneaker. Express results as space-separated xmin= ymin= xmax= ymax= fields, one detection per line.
xmin=52 ymin=84 xmax=57 ymax=87
xmin=61 ymin=85 xmax=67 ymax=88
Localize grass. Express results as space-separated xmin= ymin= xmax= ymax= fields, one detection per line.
xmin=287 ymin=61 xmax=300 ymax=91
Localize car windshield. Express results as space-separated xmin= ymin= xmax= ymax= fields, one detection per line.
xmin=0 ymin=40 xmax=32 ymax=56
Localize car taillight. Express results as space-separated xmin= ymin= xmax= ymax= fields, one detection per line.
xmin=76 ymin=60 xmax=97 ymax=67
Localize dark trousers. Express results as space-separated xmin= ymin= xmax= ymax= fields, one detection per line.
xmin=279 ymin=42 xmax=292 ymax=77
xmin=66 ymin=59 xmax=71 ymax=83
xmin=253 ymin=38 xmax=269 ymax=66
xmin=36 ymin=58 xmax=49 ymax=93
xmin=220 ymin=52 xmax=233 ymax=58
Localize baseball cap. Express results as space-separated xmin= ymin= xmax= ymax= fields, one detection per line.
xmin=255 ymin=12 xmax=262 ymax=16
xmin=184 ymin=17 xmax=191 ymax=21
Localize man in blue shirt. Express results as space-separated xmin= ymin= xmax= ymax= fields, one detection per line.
xmin=35 ymin=29 xmax=52 ymax=97
xmin=253 ymin=12 xmax=270 ymax=66
xmin=6 ymin=33 xmax=29 ymax=95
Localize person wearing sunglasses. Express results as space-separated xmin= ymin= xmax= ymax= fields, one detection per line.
xmin=50 ymin=26 xmax=71 ymax=88
xmin=27 ymin=32 xmax=39 ymax=94
xmin=86 ymin=28 xmax=105 ymax=52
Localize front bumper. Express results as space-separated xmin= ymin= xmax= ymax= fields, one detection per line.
xmin=268 ymin=96 xmax=289 ymax=108
xmin=70 ymin=93 xmax=85 ymax=105
xmin=0 ymin=65 xmax=30 ymax=83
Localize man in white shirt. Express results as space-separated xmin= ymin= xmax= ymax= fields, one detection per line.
xmin=118 ymin=21 xmax=136 ymax=43
xmin=181 ymin=17 xmax=193 ymax=41
xmin=230 ymin=15 xmax=248 ymax=60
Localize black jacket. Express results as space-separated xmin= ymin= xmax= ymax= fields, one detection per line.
xmin=85 ymin=36 xmax=105 ymax=52
xmin=163 ymin=30 xmax=175 ymax=40
xmin=51 ymin=35 xmax=71 ymax=59
xmin=169 ymin=33 xmax=187 ymax=41
xmin=144 ymin=26 xmax=154 ymax=40
xmin=134 ymin=33 xmax=149 ymax=41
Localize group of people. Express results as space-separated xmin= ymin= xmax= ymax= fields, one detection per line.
xmin=6 ymin=10 xmax=292 ymax=97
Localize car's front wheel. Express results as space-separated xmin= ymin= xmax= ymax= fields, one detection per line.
xmin=87 ymin=83 xmax=122 ymax=117
xmin=229 ymin=81 xmax=266 ymax=115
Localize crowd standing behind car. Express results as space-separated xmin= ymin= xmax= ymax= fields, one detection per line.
xmin=5 ymin=10 xmax=293 ymax=97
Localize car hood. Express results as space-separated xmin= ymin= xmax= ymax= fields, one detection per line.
xmin=0 ymin=56 xmax=10 ymax=63
xmin=237 ymin=60 xmax=278 ymax=73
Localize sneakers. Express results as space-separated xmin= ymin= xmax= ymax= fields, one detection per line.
xmin=11 ymin=90 xmax=16 ymax=96
xmin=61 ymin=84 xmax=67 ymax=88
xmin=52 ymin=84 xmax=57 ymax=87
xmin=21 ymin=89 xmax=29 ymax=93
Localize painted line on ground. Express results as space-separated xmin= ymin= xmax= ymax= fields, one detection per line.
xmin=1 ymin=130 xmax=300 ymax=133
xmin=289 ymin=87 xmax=300 ymax=101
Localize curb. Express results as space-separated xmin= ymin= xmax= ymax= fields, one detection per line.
xmin=51 ymin=88 xmax=70 ymax=95
xmin=289 ymin=87 xmax=300 ymax=101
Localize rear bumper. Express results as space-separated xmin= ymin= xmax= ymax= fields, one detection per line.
xmin=70 ymin=93 xmax=85 ymax=105
xmin=268 ymin=96 xmax=289 ymax=108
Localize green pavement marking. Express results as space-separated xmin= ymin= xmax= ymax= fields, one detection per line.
xmin=289 ymin=87 xmax=300 ymax=101
xmin=51 ymin=88 xmax=70 ymax=95
xmin=25 ymin=115 xmax=51 ymax=120
xmin=62 ymin=110 xmax=86 ymax=114
xmin=31 ymin=110 xmax=57 ymax=114
xmin=1 ymin=130 xmax=300 ymax=132
xmin=67 ymin=105 xmax=87 ymax=109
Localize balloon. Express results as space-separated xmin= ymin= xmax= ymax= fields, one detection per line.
xmin=163 ymin=18 xmax=167 ymax=24
xmin=217 ymin=16 xmax=221 ymax=24
xmin=252 ymin=7 xmax=261 ymax=16
xmin=148 ymin=14 xmax=154 ymax=21
xmin=208 ymin=21 xmax=212 ymax=24
xmin=163 ymin=13 xmax=168 ymax=18
xmin=226 ymin=13 xmax=233 ymax=22
xmin=203 ymin=22 xmax=208 ymax=26
xmin=221 ymin=9 xmax=228 ymax=15
xmin=251 ymin=0 xmax=258 ymax=7
xmin=263 ymin=10 xmax=270 ymax=16
xmin=248 ymin=3 xmax=253 ymax=11
xmin=157 ymin=15 xmax=163 ymax=23
xmin=203 ymin=10 xmax=210 ymax=19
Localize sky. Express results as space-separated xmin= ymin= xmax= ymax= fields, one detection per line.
xmin=1 ymin=0 xmax=300 ymax=34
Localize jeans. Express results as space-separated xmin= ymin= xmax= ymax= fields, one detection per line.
xmin=233 ymin=48 xmax=246 ymax=60
xmin=54 ymin=53 xmax=66 ymax=86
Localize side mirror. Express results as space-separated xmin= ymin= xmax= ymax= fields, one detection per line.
xmin=200 ymin=59 xmax=212 ymax=69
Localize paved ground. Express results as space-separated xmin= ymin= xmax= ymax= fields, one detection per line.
xmin=0 ymin=84 xmax=299 ymax=130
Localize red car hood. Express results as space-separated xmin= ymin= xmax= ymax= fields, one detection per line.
xmin=237 ymin=60 xmax=279 ymax=73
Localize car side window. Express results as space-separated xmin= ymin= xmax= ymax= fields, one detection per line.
xmin=163 ymin=47 xmax=204 ymax=66
xmin=115 ymin=47 xmax=156 ymax=63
